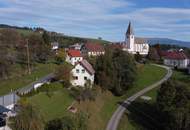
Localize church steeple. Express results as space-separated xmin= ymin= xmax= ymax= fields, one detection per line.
xmin=125 ymin=21 xmax=135 ymax=51
xmin=126 ymin=21 xmax=134 ymax=36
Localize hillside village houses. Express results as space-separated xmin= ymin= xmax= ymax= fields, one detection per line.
xmin=71 ymin=59 xmax=95 ymax=87
xmin=162 ymin=49 xmax=190 ymax=69
xmin=65 ymin=48 xmax=95 ymax=87
xmin=122 ymin=22 xmax=149 ymax=55
xmin=81 ymin=42 xmax=105 ymax=56
xmin=66 ymin=49 xmax=83 ymax=65
xmin=65 ymin=21 xmax=151 ymax=87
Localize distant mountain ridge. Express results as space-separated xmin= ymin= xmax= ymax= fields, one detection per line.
xmin=145 ymin=37 xmax=190 ymax=48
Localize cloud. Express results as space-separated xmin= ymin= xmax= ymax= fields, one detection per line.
xmin=0 ymin=0 xmax=189 ymax=41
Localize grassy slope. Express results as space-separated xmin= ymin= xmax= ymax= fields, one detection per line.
xmin=118 ymin=70 xmax=190 ymax=130
xmin=0 ymin=63 xmax=57 ymax=95
xmin=26 ymin=64 xmax=166 ymax=129
xmin=74 ymin=64 xmax=167 ymax=130
xmin=29 ymin=83 xmax=74 ymax=121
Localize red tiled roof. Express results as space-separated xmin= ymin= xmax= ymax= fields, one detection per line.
xmin=164 ymin=51 xmax=188 ymax=60
xmin=79 ymin=59 xmax=95 ymax=75
xmin=84 ymin=43 xmax=105 ymax=52
xmin=110 ymin=43 xmax=125 ymax=49
xmin=67 ymin=49 xmax=82 ymax=57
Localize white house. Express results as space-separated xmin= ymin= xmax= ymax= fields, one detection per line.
xmin=82 ymin=43 xmax=105 ymax=56
xmin=66 ymin=49 xmax=83 ymax=65
xmin=123 ymin=22 xmax=149 ymax=55
xmin=71 ymin=59 xmax=95 ymax=87
xmin=51 ymin=42 xmax=59 ymax=50
xmin=163 ymin=50 xmax=189 ymax=69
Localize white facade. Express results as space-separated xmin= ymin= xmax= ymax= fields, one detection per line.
xmin=88 ymin=51 xmax=105 ymax=57
xmin=124 ymin=22 xmax=149 ymax=55
xmin=66 ymin=55 xmax=83 ymax=65
xmin=71 ymin=64 xmax=94 ymax=87
xmin=164 ymin=59 xmax=189 ymax=69
xmin=51 ymin=42 xmax=59 ymax=50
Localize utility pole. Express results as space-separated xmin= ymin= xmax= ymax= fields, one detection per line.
xmin=26 ymin=39 xmax=31 ymax=74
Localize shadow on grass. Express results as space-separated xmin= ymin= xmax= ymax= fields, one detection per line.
xmin=118 ymin=101 xmax=165 ymax=130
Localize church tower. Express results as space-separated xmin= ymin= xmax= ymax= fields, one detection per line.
xmin=125 ymin=21 xmax=135 ymax=52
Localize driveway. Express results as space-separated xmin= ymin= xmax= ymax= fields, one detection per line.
xmin=0 ymin=73 xmax=55 ymax=109
xmin=106 ymin=64 xmax=172 ymax=130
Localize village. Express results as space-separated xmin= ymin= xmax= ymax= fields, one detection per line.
xmin=0 ymin=21 xmax=189 ymax=130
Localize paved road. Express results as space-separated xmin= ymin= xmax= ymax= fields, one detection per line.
xmin=106 ymin=64 xmax=172 ymax=130
xmin=0 ymin=73 xmax=55 ymax=108
xmin=16 ymin=73 xmax=55 ymax=94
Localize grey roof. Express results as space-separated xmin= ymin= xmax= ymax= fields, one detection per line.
xmin=79 ymin=60 xmax=95 ymax=75
xmin=126 ymin=21 xmax=134 ymax=35
xmin=0 ymin=105 xmax=12 ymax=113
xmin=51 ymin=42 xmax=59 ymax=46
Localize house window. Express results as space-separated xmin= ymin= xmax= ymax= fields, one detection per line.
xmin=76 ymin=69 xmax=79 ymax=73
xmin=84 ymin=76 xmax=87 ymax=80
xmin=82 ymin=69 xmax=85 ymax=73
xmin=73 ymin=76 xmax=78 ymax=80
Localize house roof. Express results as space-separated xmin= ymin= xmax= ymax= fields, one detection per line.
xmin=68 ymin=49 xmax=82 ymax=57
xmin=78 ymin=59 xmax=95 ymax=75
xmin=51 ymin=42 xmax=59 ymax=46
xmin=126 ymin=21 xmax=134 ymax=35
xmin=69 ymin=43 xmax=82 ymax=48
xmin=164 ymin=51 xmax=188 ymax=60
xmin=84 ymin=43 xmax=105 ymax=52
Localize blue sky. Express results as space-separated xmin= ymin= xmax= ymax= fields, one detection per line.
xmin=0 ymin=0 xmax=190 ymax=42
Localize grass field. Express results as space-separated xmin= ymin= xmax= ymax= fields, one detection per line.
xmin=0 ymin=63 xmax=57 ymax=96
xmin=29 ymin=82 xmax=74 ymax=121
xmin=118 ymin=69 xmax=190 ymax=130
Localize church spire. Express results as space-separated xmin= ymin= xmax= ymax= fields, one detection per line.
xmin=126 ymin=21 xmax=134 ymax=35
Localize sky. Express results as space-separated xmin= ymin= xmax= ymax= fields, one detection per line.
xmin=0 ymin=0 xmax=190 ymax=42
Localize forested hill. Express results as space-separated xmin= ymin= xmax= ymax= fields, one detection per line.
xmin=145 ymin=37 xmax=190 ymax=48
xmin=0 ymin=24 xmax=110 ymax=46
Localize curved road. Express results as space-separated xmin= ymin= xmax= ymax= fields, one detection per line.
xmin=106 ymin=64 xmax=172 ymax=130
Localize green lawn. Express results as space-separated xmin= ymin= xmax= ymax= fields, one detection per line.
xmin=29 ymin=82 xmax=74 ymax=121
xmin=118 ymin=69 xmax=190 ymax=130
xmin=0 ymin=63 xmax=57 ymax=95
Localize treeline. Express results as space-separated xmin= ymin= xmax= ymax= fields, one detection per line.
xmin=89 ymin=46 xmax=137 ymax=96
xmin=157 ymin=80 xmax=190 ymax=130
xmin=0 ymin=29 xmax=51 ymax=79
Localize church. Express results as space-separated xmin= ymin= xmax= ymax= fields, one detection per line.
xmin=123 ymin=22 xmax=149 ymax=55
